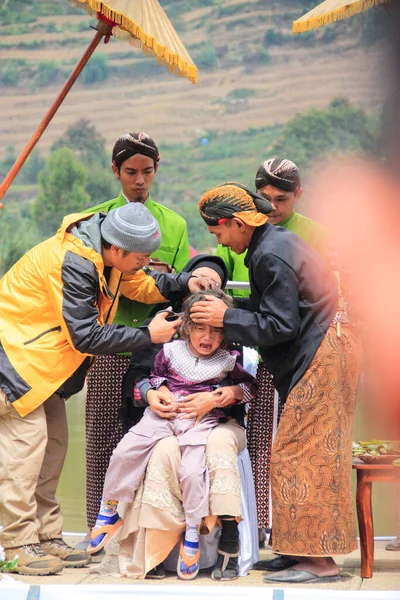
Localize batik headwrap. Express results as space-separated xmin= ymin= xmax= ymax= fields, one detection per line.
xmin=198 ymin=182 xmax=272 ymax=227
xmin=112 ymin=132 xmax=160 ymax=170
xmin=255 ymin=158 xmax=301 ymax=192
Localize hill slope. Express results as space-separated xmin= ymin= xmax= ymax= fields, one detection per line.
xmin=0 ymin=0 xmax=389 ymax=160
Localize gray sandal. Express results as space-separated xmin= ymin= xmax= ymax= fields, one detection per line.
xmin=211 ymin=548 xmax=240 ymax=581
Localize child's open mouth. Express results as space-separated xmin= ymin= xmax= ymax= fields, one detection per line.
xmin=199 ymin=343 xmax=213 ymax=351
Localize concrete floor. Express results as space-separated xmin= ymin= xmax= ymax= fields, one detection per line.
xmin=1 ymin=538 xmax=399 ymax=593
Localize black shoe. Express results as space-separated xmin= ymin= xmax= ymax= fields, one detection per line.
xmin=211 ymin=549 xmax=239 ymax=581
xmin=146 ymin=563 xmax=165 ymax=579
xmin=253 ymin=555 xmax=298 ymax=572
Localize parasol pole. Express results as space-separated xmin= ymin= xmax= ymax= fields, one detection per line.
xmin=0 ymin=19 xmax=113 ymax=207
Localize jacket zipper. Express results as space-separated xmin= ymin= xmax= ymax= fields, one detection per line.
xmin=24 ymin=326 xmax=62 ymax=345
xmin=104 ymin=274 xmax=122 ymax=324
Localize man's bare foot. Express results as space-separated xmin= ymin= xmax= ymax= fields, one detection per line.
xmin=292 ymin=556 xmax=339 ymax=576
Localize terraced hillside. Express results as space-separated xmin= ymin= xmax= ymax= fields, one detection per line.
xmin=0 ymin=0 xmax=389 ymax=160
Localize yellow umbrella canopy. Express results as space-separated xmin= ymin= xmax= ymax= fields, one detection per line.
xmin=292 ymin=0 xmax=392 ymax=33
xmin=69 ymin=0 xmax=198 ymax=83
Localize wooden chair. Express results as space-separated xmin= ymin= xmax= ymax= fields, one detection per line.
xmin=353 ymin=462 xmax=400 ymax=578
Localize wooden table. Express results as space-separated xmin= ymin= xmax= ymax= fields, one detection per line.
xmin=353 ymin=462 xmax=400 ymax=578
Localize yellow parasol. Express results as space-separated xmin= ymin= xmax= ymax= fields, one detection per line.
xmin=292 ymin=0 xmax=392 ymax=33
xmin=0 ymin=0 xmax=197 ymax=206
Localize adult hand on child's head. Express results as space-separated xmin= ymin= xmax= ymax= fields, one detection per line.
xmin=188 ymin=276 xmax=218 ymax=293
xmin=190 ymin=296 xmax=227 ymax=328
xmin=148 ymin=310 xmax=182 ymax=344
xmin=147 ymin=388 xmax=178 ymax=419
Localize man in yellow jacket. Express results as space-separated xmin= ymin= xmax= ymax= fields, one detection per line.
xmin=0 ymin=202 xmax=207 ymax=576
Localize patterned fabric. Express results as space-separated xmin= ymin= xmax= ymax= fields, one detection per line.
xmin=90 ymin=423 xmax=245 ymax=579
xmin=86 ymin=355 xmax=130 ymax=529
xmin=163 ymin=340 xmax=237 ymax=383
xmin=207 ymin=451 xmax=241 ymax=497
xmin=246 ymin=363 xmax=284 ymax=529
xmin=255 ymin=158 xmax=301 ymax=192
xmin=146 ymin=341 xmax=255 ymax=417
xmin=271 ymin=325 xmax=363 ymax=556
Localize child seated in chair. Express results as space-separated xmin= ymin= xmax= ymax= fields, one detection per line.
xmin=88 ymin=289 xmax=256 ymax=580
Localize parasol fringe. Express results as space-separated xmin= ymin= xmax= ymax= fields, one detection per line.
xmin=292 ymin=0 xmax=391 ymax=33
xmin=68 ymin=0 xmax=198 ymax=83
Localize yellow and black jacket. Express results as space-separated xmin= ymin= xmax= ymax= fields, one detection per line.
xmin=0 ymin=212 xmax=190 ymax=417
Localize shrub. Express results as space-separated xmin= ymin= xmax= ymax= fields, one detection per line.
xmin=321 ymin=27 xmax=337 ymax=43
xmin=227 ymin=88 xmax=255 ymax=100
xmin=242 ymin=47 xmax=270 ymax=66
xmin=195 ymin=45 xmax=218 ymax=69
xmin=45 ymin=21 xmax=58 ymax=33
xmin=0 ymin=63 xmax=20 ymax=86
xmin=263 ymin=28 xmax=285 ymax=47
xmin=80 ymin=54 xmax=110 ymax=84
xmin=33 ymin=61 xmax=60 ymax=86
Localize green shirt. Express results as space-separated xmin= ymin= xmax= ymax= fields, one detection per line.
xmin=216 ymin=210 xmax=330 ymax=298
xmin=84 ymin=192 xmax=190 ymax=327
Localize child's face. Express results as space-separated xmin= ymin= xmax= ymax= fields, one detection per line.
xmin=188 ymin=323 xmax=224 ymax=357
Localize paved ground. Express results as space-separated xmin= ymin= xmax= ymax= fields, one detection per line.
xmin=1 ymin=538 xmax=399 ymax=592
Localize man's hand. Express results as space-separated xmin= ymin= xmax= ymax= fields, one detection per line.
xmin=188 ymin=276 xmax=218 ymax=294
xmin=148 ymin=310 xmax=182 ymax=344
xmin=147 ymin=388 xmax=178 ymax=419
xmin=190 ymin=296 xmax=228 ymax=327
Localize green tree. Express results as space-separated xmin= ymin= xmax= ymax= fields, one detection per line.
xmin=86 ymin=166 xmax=120 ymax=206
xmin=0 ymin=211 xmax=41 ymax=276
xmin=2 ymin=145 xmax=17 ymax=172
xmin=51 ymin=118 xmax=108 ymax=167
xmin=51 ymin=119 xmax=119 ymax=205
xmin=33 ymin=146 xmax=91 ymax=237
xmin=20 ymin=149 xmax=46 ymax=184
xmin=269 ymin=98 xmax=381 ymax=170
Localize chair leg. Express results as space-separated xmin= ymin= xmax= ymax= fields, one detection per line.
xmin=356 ymin=472 xmax=374 ymax=578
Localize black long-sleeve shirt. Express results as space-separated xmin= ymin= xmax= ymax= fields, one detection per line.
xmin=223 ymin=223 xmax=338 ymax=401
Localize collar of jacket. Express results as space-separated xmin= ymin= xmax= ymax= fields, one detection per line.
xmin=119 ymin=191 xmax=155 ymax=210
xmin=56 ymin=211 xmax=114 ymax=300
xmin=244 ymin=222 xmax=270 ymax=268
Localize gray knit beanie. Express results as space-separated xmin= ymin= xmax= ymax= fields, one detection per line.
xmin=101 ymin=203 xmax=161 ymax=253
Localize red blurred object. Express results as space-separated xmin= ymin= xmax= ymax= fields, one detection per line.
xmin=309 ymin=159 xmax=400 ymax=438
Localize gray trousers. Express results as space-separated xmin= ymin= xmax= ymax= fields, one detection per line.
xmin=103 ymin=408 xmax=219 ymax=522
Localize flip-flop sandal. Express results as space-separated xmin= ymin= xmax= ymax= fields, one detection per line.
xmin=87 ymin=517 xmax=123 ymax=555
xmin=177 ymin=541 xmax=200 ymax=580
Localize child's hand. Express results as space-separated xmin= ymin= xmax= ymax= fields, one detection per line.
xmin=178 ymin=391 xmax=216 ymax=425
xmin=147 ymin=388 xmax=177 ymax=419
xmin=212 ymin=386 xmax=240 ymax=407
